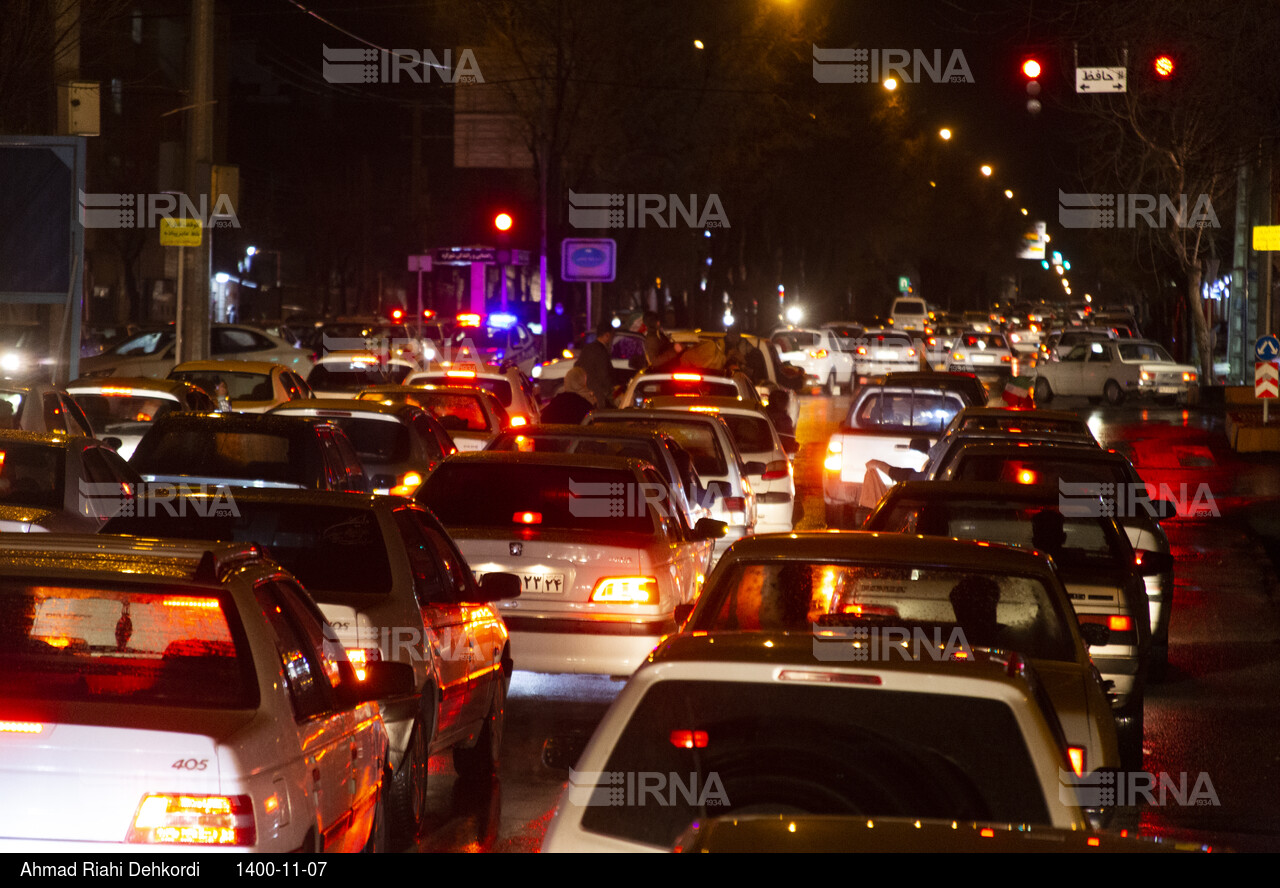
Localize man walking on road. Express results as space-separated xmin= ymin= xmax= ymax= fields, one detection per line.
xmin=575 ymin=322 xmax=616 ymax=410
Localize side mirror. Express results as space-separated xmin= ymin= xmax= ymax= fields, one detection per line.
xmin=1135 ymin=550 xmax=1173 ymax=576
xmin=339 ymin=660 xmax=417 ymax=704
xmin=476 ymin=572 xmax=522 ymax=602
xmin=673 ymin=603 xmax=695 ymax=627
xmin=1079 ymin=622 xmax=1111 ymax=648
xmin=908 ymin=437 xmax=931 ymax=456
xmin=693 ymin=517 xmax=728 ymax=541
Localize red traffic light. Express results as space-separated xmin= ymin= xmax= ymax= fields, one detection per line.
xmin=493 ymin=212 xmax=513 ymax=232
xmin=1021 ymin=58 xmax=1042 ymax=79
xmin=390 ymin=307 xmax=405 ymax=322
xmin=1153 ymin=55 xmax=1175 ymax=78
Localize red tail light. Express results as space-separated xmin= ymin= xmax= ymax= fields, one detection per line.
xmin=127 ymin=794 xmax=255 ymax=845
xmin=669 ymin=730 xmax=709 ymax=749
xmin=761 ymin=460 xmax=790 ymax=480
xmin=1068 ymin=746 xmax=1086 ymax=778
xmin=1108 ymin=615 xmax=1132 ymax=632
xmin=508 ymin=415 xmax=528 ymax=427
xmin=513 ymin=511 xmax=542 ymax=524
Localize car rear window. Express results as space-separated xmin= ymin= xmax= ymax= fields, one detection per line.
xmin=327 ymin=417 xmax=412 ymax=463
xmin=633 ymin=377 xmax=739 ymax=404
xmin=850 ymin=392 xmax=962 ymax=433
xmin=131 ymin=427 xmax=312 ymax=487
xmin=408 ymin=393 xmax=493 ymax=432
xmin=103 ymin=505 xmax=393 ymax=596
xmin=950 ymin=454 xmax=1132 ymax=489
xmin=588 ymin=418 xmax=728 ymax=478
xmin=415 ymin=374 xmax=513 ymax=407
xmin=72 ymin=392 xmax=181 ymax=432
xmin=420 ymin=463 xmax=655 ymax=535
xmin=717 ymin=414 xmax=774 ymax=455
xmin=0 ymin=582 xmax=256 ymax=708
xmin=579 ymin=679 xmax=1050 ymax=848
xmin=170 ymin=370 xmax=273 ymax=403
xmin=307 ymin=363 xmax=392 ymax=392
xmin=0 ymin=441 xmax=65 ymax=509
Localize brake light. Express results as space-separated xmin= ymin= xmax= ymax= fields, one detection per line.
xmin=513 ymin=511 xmax=542 ymax=525
xmin=127 ymin=794 xmax=255 ymax=845
xmin=100 ymin=386 xmax=134 ymax=396
xmin=906 ymin=349 xmax=916 ymax=358
xmin=561 ymin=349 xmax=574 ymax=359
xmin=952 ymin=352 xmax=965 ymax=361
xmin=980 ymin=828 xmax=995 ymax=838
xmin=672 ymin=373 xmax=703 ymax=381
xmin=856 ymin=346 xmax=867 ymax=355
xmin=446 ymin=370 xmax=476 ymax=378
xmin=162 ymin=597 xmax=220 ymax=609
xmin=1016 ymin=470 xmax=1036 ymax=485
xmin=1108 ymin=615 xmax=1132 ymax=632
xmin=0 ymin=721 xmax=43 ymax=734
xmin=1068 ymin=746 xmax=1086 ymax=778
xmin=723 ymin=496 xmax=746 ymax=512
xmin=1183 ymin=371 xmax=1197 ymax=382
xmin=508 ymin=415 xmax=528 ymax=427
xmin=590 ymin=577 xmax=656 ymax=604
xmin=457 ymin=313 xmax=481 ymax=327
xmin=1001 ymin=354 xmax=1012 ymax=362
xmin=1087 ymin=836 xmax=1101 ymax=847
xmin=808 ymin=349 xmax=828 ymax=359
xmin=345 ymin=647 xmax=382 ymax=681
xmin=762 ymin=459 xmax=790 ymax=480
xmin=669 ymin=730 xmax=709 ymax=749
xmin=776 ymin=670 xmax=882 ymax=686
xmin=390 ymin=471 xmax=424 ymax=497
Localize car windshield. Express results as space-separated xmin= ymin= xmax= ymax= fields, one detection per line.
xmin=170 ymin=370 xmax=273 ymax=402
xmin=415 ymin=374 xmax=514 ymax=406
xmin=0 ymin=582 xmax=256 ymax=708
xmin=693 ymin=561 xmax=1076 ymax=662
xmin=0 ymin=441 xmax=65 ymax=509
xmin=579 ymin=678 xmax=1051 ymax=848
xmin=103 ymin=505 xmax=393 ymax=596
xmin=1118 ymin=343 xmax=1175 ymax=362
xmin=420 ymin=463 xmax=655 ymax=535
xmin=112 ymin=330 xmax=174 ymax=357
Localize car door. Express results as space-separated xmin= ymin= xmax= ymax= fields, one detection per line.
xmin=1081 ymin=342 xmax=1115 ymax=394
xmin=1054 ymin=345 xmax=1089 ymax=394
xmin=253 ymin=581 xmax=355 ymax=852
xmin=392 ymin=508 xmax=473 ymax=743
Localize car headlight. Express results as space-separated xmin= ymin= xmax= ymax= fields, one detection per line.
xmin=0 ymin=353 xmax=23 ymax=374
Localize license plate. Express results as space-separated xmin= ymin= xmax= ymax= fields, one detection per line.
xmin=1157 ymin=386 xmax=1180 ymax=394
xmin=475 ymin=571 xmax=566 ymax=594
xmin=971 ymin=354 xmax=995 ymax=364
xmin=875 ymin=350 xmax=899 ymax=360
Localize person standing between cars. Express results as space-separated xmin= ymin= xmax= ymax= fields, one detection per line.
xmin=541 ymin=366 xmax=597 ymax=424
xmin=724 ymin=329 xmax=766 ymax=385
xmin=643 ymin=310 xmax=681 ymax=371
xmin=575 ymin=322 xmax=616 ymax=410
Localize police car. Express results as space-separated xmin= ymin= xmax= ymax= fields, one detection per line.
xmin=447 ymin=313 xmax=541 ymax=376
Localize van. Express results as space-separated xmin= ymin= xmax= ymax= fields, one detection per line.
xmin=890 ymin=297 xmax=929 ymax=332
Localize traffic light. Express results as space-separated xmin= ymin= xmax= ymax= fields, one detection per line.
xmin=1153 ymin=54 xmax=1175 ymax=79
xmin=1021 ymin=56 xmax=1043 ymax=115
xmin=493 ymin=211 xmax=513 ymax=233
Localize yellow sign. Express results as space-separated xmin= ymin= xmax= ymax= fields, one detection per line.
xmin=159 ymin=217 xmax=203 ymax=247
xmin=1253 ymin=225 xmax=1280 ymax=251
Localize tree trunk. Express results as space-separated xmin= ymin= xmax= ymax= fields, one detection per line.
xmin=1185 ymin=263 xmax=1212 ymax=378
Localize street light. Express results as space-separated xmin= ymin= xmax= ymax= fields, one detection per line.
xmin=980 ymin=164 xmax=993 ymax=177
xmin=883 ymin=77 xmax=898 ymax=91
xmin=939 ymin=128 xmax=952 ymax=140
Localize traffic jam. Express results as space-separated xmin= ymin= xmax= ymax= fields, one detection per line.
xmin=2 ymin=0 xmax=1278 ymax=862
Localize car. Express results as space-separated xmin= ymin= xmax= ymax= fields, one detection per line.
xmin=880 ymin=371 xmax=990 ymax=407
xmin=928 ymin=440 xmax=1174 ymax=682
xmin=941 ymin=406 xmax=1097 ymax=442
xmin=304 ymin=351 xmax=398 ymax=398
xmin=850 ymin=329 xmax=924 ymax=382
xmin=485 ymin=423 xmax=712 ymax=527
xmin=66 ymin=377 xmax=220 ymax=459
xmin=302 ymin=316 xmax=444 ymax=370
xmin=768 ymin=326 xmax=855 ymax=394
xmin=862 ymin=484 xmax=1162 ymax=769
xmin=945 ymin=331 xmax=1016 ymax=382
xmin=0 ymin=534 xmax=410 ymax=852
xmin=0 ymin=381 xmax=97 ymax=437
xmin=268 ymin=398 xmax=456 ymax=497
xmin=1038 ymin=327 xmax=1117 ymax=363
xmin=531 ymin=330 xmax=648 ymax=402
xmin=356 ymin=384 xmax=511 ymax=452
xmin=407 ymin=364 xmax=542 ymax=428
xmin=103 ymin=490 xmax=517 ymax=849
xmin=889 ymin=295 xmax=931 ymax=332
xmin=168 ymin=360 xmax=313 ymax=414
xmin=417 ymin=452 xmax=723 ymax=677
xmin=0 ymin=430 xmax=142 ymax=532
xmin=1032 ymin=339 xmax=1200 ymax=406
xmin=79 ymin=324 xmax=309 ymax=378
xmin=620 ymin=368 xmax=758 ymax=409
xmin=586 ymin=408 xmax=758 ymax=561
xmin=666 ymin=330 xmax=803 ymax=430
xmin=449 ymin=312 xmax=541 ymax=375
xmin=129 ymin=412 xmax=369 ymax=493
xmin=640 ymin=396 xmax=795 ymax=535
xmin=540 ymin=630 xmax=1087 ymax=851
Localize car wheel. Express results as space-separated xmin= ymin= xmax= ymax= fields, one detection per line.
xmin=825 ymin=371 xmax=839 ymax=397
xmin=362 ymin=769 xmax=391 ymax=853
xmin=387 ymin=718 xmax=429 ymax=849
xmin=1104 ymin=379 xmax=1125 ymax=405
xmin=453 ymin=679 xmax=505 ymax=781
xmin=1033 ymin=378 xmax=1053 ymax=403
xmin=1115 ymin=707 xmax=1144 ymax=771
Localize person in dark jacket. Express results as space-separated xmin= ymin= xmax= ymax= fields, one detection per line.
xmin=541 ymin=366 xmax=597 ymax=424
xmin=574 ymin=323 xmax=616 ymax=409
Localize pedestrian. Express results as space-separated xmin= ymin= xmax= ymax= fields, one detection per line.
xmin=574 ymin=321 xmax=616 ymax=410
xmin=642 ymin=310 xmax=680 ymax=371
xmin=541 ymin=366 xmax=597 ymax=424
xmin=724 ymin=329 xmax=766 ymax=384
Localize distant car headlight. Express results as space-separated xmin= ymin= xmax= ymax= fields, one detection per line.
xmin=0 ymin=353 xmax=23 ymax=374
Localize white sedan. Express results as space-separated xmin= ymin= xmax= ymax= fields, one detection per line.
xmin=0 ymin=534 xmax=411 ymax=852
xmin=1032 ymin=339 xmax=1199 ymax=406
xmin=418 ymin=452 xmax=724 ymax=676
xmin=768 ymin=326 xmax=855 ymax=394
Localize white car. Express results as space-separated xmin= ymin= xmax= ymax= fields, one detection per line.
xmin=946 ymin=332 xmax=1016 ymax=379
xmin=418 ymin=452 xmax=723 ymax=677
xmin=1033 ymin=339 xmax=1199 ymax=406
xmin=541 ymin=631 xmax=1086 ymax=851
xmin=642 ymin=396 xmax=795 ymax=535
xmin=666 ymin=331 xmax=803 ymax=432
xmin=358 ymin=384 xmax=511 ymax=452
xmin=305 ymin=351 xmax=398 ymax=398
xmin=0 ymin=430 xmax=142 ymax=533
xmin=407 ymin=365 xmax=541 ymax=428
xmin=531 ymin=331 xmax=648 ymax=402
xmin=66 ymin=378 xmax=220 ymax=459
xmin=852 ymin=329 xmax=923 ymax=381
xmin=768 ymin=326 xmax=855 ymax=394
xmin=79 ymin=325 xmax=308 ymax=378
xmin=0 ymin=534 xmax=410 ymax=852
xmin=168 ymin=360 xmax=313 ymax=414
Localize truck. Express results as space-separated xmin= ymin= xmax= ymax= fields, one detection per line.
xmin=822 ymin=381 xmax=978 ymax=528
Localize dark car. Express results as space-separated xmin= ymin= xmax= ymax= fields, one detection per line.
xmin=129 ymin=412 xmax=369 ymax=493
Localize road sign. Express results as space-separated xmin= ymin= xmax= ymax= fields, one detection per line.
xmin=159 ymin=217 xmax=202 ymax=247
xmin=897 ymin=276 xmax=911 ymax=293
xmin=1257 ymin=336 xmax=1280 ymax=361
xmin=1254 ymin=226 xmax=1280 ymax=251
xmin=1256 ymin=361 xmax=1279 ymax=399
xmin=561 ymin=238 xmax=616 ymax=282
xmin=1076 ymin=66 xmax=1127 ymax=93
xmin=435 ymin=247 xmax=496 ymax=265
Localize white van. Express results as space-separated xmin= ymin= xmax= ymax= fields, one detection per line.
xmin=890 ymin=297 xmax=929 ymax=332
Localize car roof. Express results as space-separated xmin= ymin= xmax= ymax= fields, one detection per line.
xmin=880 ymin=480 xmax=1105 ymax=507
xmin=433 ymin=451 xmax=656 ymax=473
xmin=145 ymin=412 xmax=328 ymax=433
xmin=0 ymin=534 xmax=270 ymax=585
xmin=718 ymin=530 xmax=1055 ymax=573
xmin=499 ymin=423 xmax=672 ymax=443
xmin=270 ymin=398 xmax=416 ymax=421
xmin=66 ymin=377 xmax=201 ymax=397
xmin=955 ymin=406 xmax=1085 ymax=423
xmin=641 ymin=396 xmax=768 ymax=417
xmin=0 ymin=428 xmax=87 ymax=447
xmin=171 ymin=360 xmax=289 ymax=373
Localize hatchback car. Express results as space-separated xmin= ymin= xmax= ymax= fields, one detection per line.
xmin=0 ymin=430 xmax=141 ymax=532
xmin=418 ymin=452 xmax=723 ymax=677
xmin=0 ymin=534 xmax=410 ymax=852
xmin=357 ymin=385 xmax=511 ymax=452
xmin=104 ymin=492 xmax=517 ymax=849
